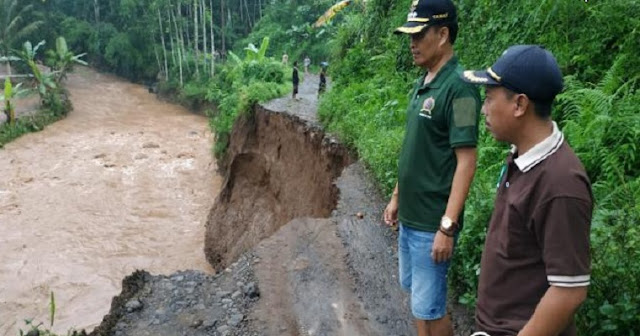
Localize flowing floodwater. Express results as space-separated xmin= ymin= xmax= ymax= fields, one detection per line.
xmin=0 ymin=67 xmax=220 ymax=335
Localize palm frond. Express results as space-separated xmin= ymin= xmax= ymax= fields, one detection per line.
xmin=12 ymin=20 xmax=43 ymax=42
xmin=314 ymin=0 xmax=351 ymax=28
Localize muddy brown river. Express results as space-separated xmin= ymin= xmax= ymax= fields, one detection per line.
xmin=0 ymin=67 xmax=220 ymax=335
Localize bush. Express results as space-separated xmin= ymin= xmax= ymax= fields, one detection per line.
xmin=0 ymin=87 xmax=71 ymax=147
xmin=204 ymin=58 xmax=288 ymax=158
xmin=235 ymin=0 xmax=340 ymax=65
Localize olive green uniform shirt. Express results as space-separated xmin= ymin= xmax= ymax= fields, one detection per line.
xmin=397 ymin=56 xmax=481 ymax=232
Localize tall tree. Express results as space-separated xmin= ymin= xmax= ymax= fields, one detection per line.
xmin=220 ymin=0 xmax=225 ymax=57
xmin=209 ymin=0 xmax=215 ymax=76
xmin=0 ymin=0 xmax=43 ymax=75
xmin=171 ymin=7 xmax=184 ymax=86
xmin=201 ymin=0 xmax=207 ymax=76
xmin=193 ymin=0 xmax=200 ymax=79
xmin=168 ymin=8 xmax=177 ymax=68
xmin=177 ymin=4 xmax=190 ymax=74
xmin=94 ymin=0 xmax=100 ymax=23
xmin=157 ymin=7 xmax=169 ymax=81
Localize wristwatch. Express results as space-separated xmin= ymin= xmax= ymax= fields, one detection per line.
xmin=439 ymin=216 xmax=458 ymax=237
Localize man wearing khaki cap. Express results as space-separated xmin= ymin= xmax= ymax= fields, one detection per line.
xmin=384 ymin=0 xmax=481 ymax=335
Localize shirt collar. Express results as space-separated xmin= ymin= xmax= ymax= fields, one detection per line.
xmin=511 ymin=121 xmax=564 ymax=173
xmin=417 ymin=56 xmax=459 ymax=90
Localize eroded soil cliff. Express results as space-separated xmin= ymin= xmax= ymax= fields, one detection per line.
xmin=204 ymin=106 xmax=352 ymax=270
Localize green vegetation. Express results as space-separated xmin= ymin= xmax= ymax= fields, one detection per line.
xmin=10 ymin=0 xmax=275 ymax=82
xmin=319 ymin=0 xmax=640 ymax=334
xmin=156 ymin=36 xmax=289 ymax=158
xmin=0 ymin=106 xmax=60 ymax=146
xmin=208 ymin=38 xmax=290 ymax=157
xmin=3 ymin=0 xmax=638 ymax=334
xmin=0 ymin=0 xmax=43 ymax=75
xmin=19 ymin=292 xmax=86 ymax=336
xmin=1 ymin=35 xmax=74 ymax=147
xmin=237 ymin=0 xmax=345 ymax=65
xmin=46 ymin=37 xmax=88 ymax=82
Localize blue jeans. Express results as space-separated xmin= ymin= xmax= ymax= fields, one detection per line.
xmin=398 ymin=223 xmax=453 ymax=320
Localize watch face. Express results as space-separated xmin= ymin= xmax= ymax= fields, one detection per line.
xmin=442 ymin=217 xmax=452 ymax=229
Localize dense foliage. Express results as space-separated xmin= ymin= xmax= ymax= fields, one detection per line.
xmin=3 ymin=0 xmax=639 ymax=334
xmin=157 ymin=37 xmax=289 ymax=157
xmin=207 ymin=45 xmax=290 ymax=157
xmin=1 ymin=35 xmax=74 ymax=146
xmin=236 ymin=0 xmax=346 ymax=67
xmin=4 ymin=0 xmax=273 ymax=81
xmin=319 ymin=0 xmax=640 ymax=334
xmin=0 ymin=96 xmax=69 ymax=147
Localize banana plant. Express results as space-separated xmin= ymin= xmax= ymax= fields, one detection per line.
xmin=1 ymin=77 xmax=28 ymax=124
xmin=45 ymin=37 xmax=88 ymax=82
xmin=243 ymin=37 xmax=270 ymax=62
xmin=16 ymin=40 xmax=56 ymax=100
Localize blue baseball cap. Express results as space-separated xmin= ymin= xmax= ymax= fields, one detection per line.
xmin=461 ymin=45 xmax=564 ymax=104
xmin=394 ymin=0 xmax=457 ymax=35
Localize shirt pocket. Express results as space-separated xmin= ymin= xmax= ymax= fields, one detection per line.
xmin=503 ymin=202 xmax=539 ymax=259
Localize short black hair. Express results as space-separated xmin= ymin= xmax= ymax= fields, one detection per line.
xmin=431 ymin=20 xmax=458 ymax=44
xmin=503 ymin=87 xmax=553 ymax=119
xmin=293 ymin=61 xmax=298 ymax=66
xmin=532 ymin=101 xmax=552 ymax=118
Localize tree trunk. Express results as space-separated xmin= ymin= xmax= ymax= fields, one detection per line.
xmin=209 ymin=0 xmax=215 ymax=77
xmin=184 ymin=4 xmax=191 ymax=52
xmin=177 ymin=5 xmax=191 ymax=75
xmin=172 ymin=8 xmax=184 ymax=87
xmin=157 ymin=8 xmax=169 ymax=81
xmin=220 ymin=0 xmax=225 ymax=57
xmin=244 ymin=0 xmax=252 ymax=29
xmin=168 ymin=9 xmax=177 ymax=68
xmin=193 ymin=0 xmax=200 ymax=79
xmin=94 ymin=0 xmax=100 ymax=23
xmin=153 ymin=44 xmax=162 ymax=82
xmin=201 ymin=0 xmax=207 ymax=77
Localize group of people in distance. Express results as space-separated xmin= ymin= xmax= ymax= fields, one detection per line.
xmin=285 ymin=53 xmax=326 ymax=100
xmin=384 ymin=0 xmax=592 ymax=336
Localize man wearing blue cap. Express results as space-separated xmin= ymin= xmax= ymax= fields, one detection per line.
xmin=462 ymin=45 xmax=593 ymax=336
xmin=384 ymin=0 xmax=481 ymax=335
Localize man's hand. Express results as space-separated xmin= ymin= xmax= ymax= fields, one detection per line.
xmin=383 ymin=198 xmax=398 ymax=226
xmin=431 ymin=230 xmax=454 ymax=263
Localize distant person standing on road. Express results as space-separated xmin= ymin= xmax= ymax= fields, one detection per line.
xmin=292 ymin=61 xmax=299 ymax=100
xmin=304 ymin=56 xmax=311 ymax=74
xmin=384 ymin=0 xmax=481 ymax=335
xmin=282 ymin=52 xmax=289 ymax=66
xmin=318 ymin=67 xmax=327 ymax=97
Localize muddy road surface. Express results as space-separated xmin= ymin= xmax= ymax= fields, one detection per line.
xmin=0 ymin=67 xmax=220 ymax=335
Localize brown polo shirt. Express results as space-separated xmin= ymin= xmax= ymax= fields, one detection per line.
xmin=476 ymin=122 xmax=593 ymax=336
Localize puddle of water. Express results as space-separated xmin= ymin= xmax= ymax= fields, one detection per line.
xmin=0 ymin=67 xmax=221 ymax=335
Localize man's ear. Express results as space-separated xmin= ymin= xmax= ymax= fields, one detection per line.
xmin=438 ymin=26 xmax=450 ymax=47
xmin=514 ymin=94 xmax=530 ymax=118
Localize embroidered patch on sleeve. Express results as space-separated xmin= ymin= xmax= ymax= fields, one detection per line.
xmin=453 ymin=97 xmax=477 ymax=127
